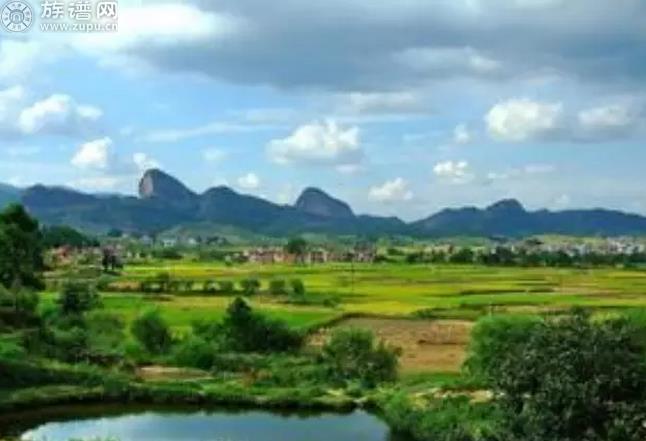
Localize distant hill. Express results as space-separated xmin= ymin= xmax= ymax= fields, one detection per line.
xmin=9 ymin=169 xmax=646 ymax=237
xmin=0 ymin=183 xmax=21 ymax=208
xmin=412 ymin=199 xmax=646 ymax=237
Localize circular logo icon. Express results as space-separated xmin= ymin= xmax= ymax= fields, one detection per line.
xmin=1 ymin=1 xmax=33 ymax=32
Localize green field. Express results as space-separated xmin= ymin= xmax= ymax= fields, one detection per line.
xmin=45 ymin=261 xmax=646 ymax=333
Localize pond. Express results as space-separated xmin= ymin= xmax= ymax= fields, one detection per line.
xmin=0 ymin=405 xmax=409 ymax=441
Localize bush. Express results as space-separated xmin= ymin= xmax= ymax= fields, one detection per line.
xmin=240 ymin=278 xmax=261 ymax=295
xmin=219 ymin=297 xmax=304 ymax=353
xmin=218 ymin=280 xmax=235 ymax=294
xmin=268 ymin=279 xmax=287 ymax=295
xmin=320 ymin=327 xmax=399 ymax=387
xmin=171 ymin=336 xmax=215 ymax=370
xmin=381 ymin=393 xmax=499 ymax=441
xmin=131 ymin=309 xmax=173 ymax=355
xmin=490 ymin=310 xmax=646 ymax=441
xmin=464 ymin=314 xmax=542 ymax=383
xmin=57 ymin=281 xmax=101 ymax=315
xmin=289 ymin=278 xmax=306 ymax=297
xmin=85 ymin=311 xmax=126 ymax=359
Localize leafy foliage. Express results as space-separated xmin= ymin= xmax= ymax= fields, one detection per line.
xmin=489 ymin=310 xmax=646 ymax=441
xmin=196 ymin=297 xmax=304 ymax=353
xmin=320 ymin=327 xmax=399 ymax=387
xmin=0 ymin=204 xmax=44 ymax=290
xmin=57 ymin=281 xmax=101 ymax=316
xmin=131 ymin=309 xmax=173 ymax=355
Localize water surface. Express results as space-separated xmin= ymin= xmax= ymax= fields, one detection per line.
xmin=0 ymin=405 xmax=407 ymax=441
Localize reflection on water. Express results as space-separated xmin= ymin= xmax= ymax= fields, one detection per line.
xmin=0 ymin=405 xmax=407 ymax=441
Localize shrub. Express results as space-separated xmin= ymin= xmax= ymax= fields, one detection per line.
xmin=218 ymin=280 xmax=235 ymax=294
xmin=321 ymin=327 xmax=399 ymax=387
xmin=57 ymin=281 xmax=101 ymax=315
xmin=381 ymin=393 xmax=499 ymax=441
xmin=171 ymin=336 xmax=215 ymax=370
xmin=85 ymin=311 xmax=126 ymax=359
xmin=268 ymin=279 xmax=287 ymax=295
xmin=289 ymin=278 xmax=306 ymax=298
xmin=464 ymin=314 xmax=542 ymax=383
xmin=131 ymin=309 xmax=173 ymax=355
xmin=219 ymin=297 xmax=303 ymax=353
xmin=240 ymin=278 xmax=261 ymax=296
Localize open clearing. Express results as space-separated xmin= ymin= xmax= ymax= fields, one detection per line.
xmin=311 ymin=317 xmax=473 ymax=373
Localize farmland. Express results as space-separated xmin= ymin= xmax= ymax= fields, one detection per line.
xmin=48 ymin=261 xmax=646 ymax=323
xmin=42 ymin=260 xmax=646 ymax=373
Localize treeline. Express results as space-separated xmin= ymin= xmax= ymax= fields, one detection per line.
xmin=404 ymin=246 xmax=646 ymax=268
xmin=97 ymin=273 xmax=309 ymax=299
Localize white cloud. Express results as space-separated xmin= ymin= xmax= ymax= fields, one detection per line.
xmin=4 ymin=146 xmax=41 ymax=157
xmin=18 ymin=94 xmax=103 ymax=135
xmin=237 ymin=172 xmax=260 ymax=190
xmin=140 ymin=120 xmax=276 ymax=143
xmin=71 ymin=137 xmax=113 ymax=170
xmin=369 ymin=178 xmax=413 ymax=202
xmin=433 ymin=160 xmax=473 ymax=184
xmin=0 ymin=40 xmax=48 ymax=81
xmin=68 ymin=4 xmax=242 ymax=54
xmin=71 ymin=137 xmax=158 ymax=179
xmin=0 ymin=86 xmax=25 ymax=125
xmin=552 ymin=194 xmax=571 ymax=209
xmin=486 ymin=163 xmax=555 ymax=182
xmin=133 ymin=152 xmax=160 ymax=171
xmin=69 ymin=176 xmax=124 ymax=191
xmin=396 ymin=46 xmax=502 ymax=77
xmin=202 ymin=148 xmax=228 ymax=163
xmin=485 ymin=98 xmax=563 ymax=142
xmin=268 ymin=120 xmax=362 ymax=167
xmin=578 ymin=103 xmax=638 ymax=133
xmin=452 ymin=124 xmax=472 ymax=144
xmin=337 ymin=91 xmax=425 ymax=114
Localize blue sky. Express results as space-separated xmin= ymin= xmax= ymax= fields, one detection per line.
xmin=0 ymin=0 xmax=645 ymax=221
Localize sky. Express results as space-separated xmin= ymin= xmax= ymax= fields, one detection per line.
xmin=0 ymin=0 xmax=645 ymax=221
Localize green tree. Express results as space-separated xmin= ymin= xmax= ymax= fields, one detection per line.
xmin=285 ymin=237 xmax=307 ymax=262
xmin=57 ymin=281 xmax=100 ymax=315
xmin=491 ymin=310 xmax=646 ymax=441
xmin=321 ymin=327 xmax=400 ymax=387
xmin=0 ymin=204 xmax=44 ymax=289
xmin=240 ymin=277 xmax=261 ymax=296
xmin=289 ymin=278 xmax=306 ymax=298
xmin=268 ymin=279 xmax=287 ymax=295
xmin=131 ymin=309 xmax=172 ymax=354
xmin=219 ymin=297 xmax=303 ymax=353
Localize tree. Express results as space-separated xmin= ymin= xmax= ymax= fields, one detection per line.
xmin=240 ymin=277 xmax=261 ymax=296
xmin=0 ymin=204 xmax=44 ymax=289
xmin=218 ymin=297 xmax=303 ymax=353
xmin=131 ymin=309 xmax=172 ymax=354
xmin=57 ymin=281 xmax=101 ymax=315
xmin=269 ymin=279 xmax=287 ymax=295
xmin=0 ymin=283 xmax=39 ymax=328
xmin=321 ymin=327 xmax=400 ymax=387
xmin=289 ymin=278 xmax=306 ymax=298
xmin=285 ymin=237 xmax=307 ymax=262
xmin=490 ymin=310 xmax=646 ymax=441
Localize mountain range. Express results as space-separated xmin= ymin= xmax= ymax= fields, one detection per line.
xmin=2 ymin=169 xmax=646 ymax=238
